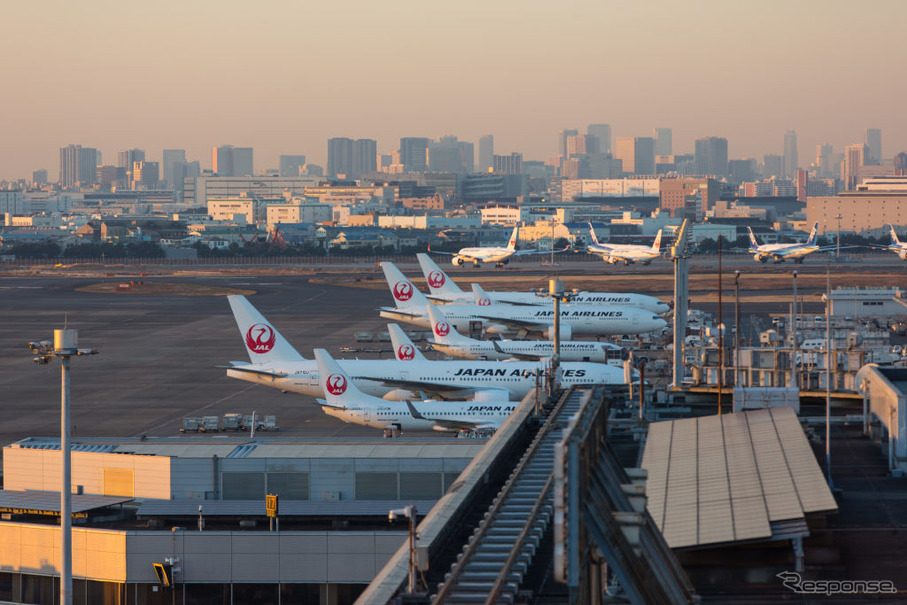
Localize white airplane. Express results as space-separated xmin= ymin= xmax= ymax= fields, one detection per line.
xmin=429 ymin=225 xmax=560 ymax=267
xmin=379 ymin=262 xmax=668 ymax=338
xmin=876 ymin=224 xmax=907 ymax=260
xmin=313 ymin=349 xmax=515 ymax=433
xmin=423 ymin=305 xmax=623 ymax=363
xmin=416 ymin=253 xmax=670 ymax=314
xmin=386 ymin=323 xmax=428 ymax=361
xmin=224 ymin=295 xmax=626 ymax=402
xmin=747 ymin=222 xmax=820 ymax=264
xmin=586 ymin=223 xmax=663 ymax=265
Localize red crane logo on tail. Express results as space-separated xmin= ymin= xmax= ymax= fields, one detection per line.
xmin=427 ymin=270 xmax=446 ymax=288
xmin=245 ymin=324 xmax=276 ymax=354
xmin=434 ymin=321 xmax=450 ymax=337
xmin=325 ymin=374 xmax=347 ymax=395
xmin=393 ymin=281 xmax=413 ymax=301
xmin=478 ymin=297 xmax=491 ymax=306
xmin=397 ymin=345 xmax=415 ymax=360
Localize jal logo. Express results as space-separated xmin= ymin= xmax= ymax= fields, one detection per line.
xmin=245 ymin=324 xmax=276 ymax=354
xmin=393 ymin=281 xmax=413 ymax=301
xmin=397 ymin=344 xmax=415 ymax=360
xmin=427 ymin=270 xmax=446 ymax=288
xmin=434 ymin=321 xmax=450 ymax=337
xmin=478 ymin=297 xmax=491 ymax=306
xmin=325 ymin=373 xmax=347 ymax=395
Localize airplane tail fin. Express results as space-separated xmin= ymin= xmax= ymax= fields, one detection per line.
xmin=313 ymin=349 xmax=369 ymax=408
xmin=891 ymin=224 xmax=901 ymax=245
xmin=471 ymin=283 xmax=495 ymax=307
xmin=380 ymin=262 xmax=429 ymax=309
xmin=416 ymin=253 xmax=464 ymax=297
xmin=747 ymin=227 xmax=759 ymax=249
xmin=805 ymin=222 xmax=819 ymax=246
xmin=587 ymin=222 xmax=601 ymax=246
xmin=387 ymin=324 xmax=426 ymax=361
xmin=506 ymin=225 xmax=519 ymax=252
xmin=227 ymin=295 xmax=306 ymax=365
xmin=427 ymin=304 xmax=470 ymax=344
xmin=651 ymin=229 xmax=663 ymax=252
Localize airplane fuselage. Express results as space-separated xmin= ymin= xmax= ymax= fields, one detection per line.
xmin=430 ymin=291 xmax=669 ymax=314
xmin=227 ymin=358 xmax=623 ymax=400
xmin=588 ymin=244 xmax=659 ymax=265
xmin=322 ymin=401 xmax=516 ymax=431
xmin=430 ymin=339 xmax=612 ymax=362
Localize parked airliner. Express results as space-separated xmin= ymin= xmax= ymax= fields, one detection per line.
xmin=314 ymin=349 xmax=514 ymax=432
xmin=428 ymin=225 xmax=561 ymax=267
xmin=379 ymin=262 xmax=668 ymax=338
xmin=876 ymin=224 xmax=907 ymax=260
xmin=586 ymin=223 xmax=663 ymax=265
xmin=415 ymin=253 xmax=670 ymax=313
xmin=747 ymin=222 xmax=820 ymax=263
xmin=225 ymin=295 xmax=626 ymax=402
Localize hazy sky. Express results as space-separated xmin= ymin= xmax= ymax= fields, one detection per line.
xmin=2 ymin=0 xmax=905 ymax=180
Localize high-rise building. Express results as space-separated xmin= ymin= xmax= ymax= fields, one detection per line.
xmin=865 ymin=128 xmax=882 ymax=165
xmin=429 ymin=137 xmax=472 ymax=174
xmin=213 ymin=145 xmax=253 ymax=177
xmin=895 ymin=152 xmax=907 ymax=174
xmin=162 ymin=149 xmax=187 ymax=189
xmin=693 ymin=137 xmax=728 ymax=177
xmin=587 ymin=124 xmax=611 ymax=154
xmin=815 ymin=144 xmax=834 ymax=179
xmin=492 ymin=153 xmax=522 ymax=175
xmin=399 ymin=138 xmax=429 ymax=172
xmin=32 ymin=169 xmax=48 ymax=186
xmin=352 ymin=139 xmax=377 ymax=177
xmin=783 ymin=130 xmax=798 ymax=179
xmin=615 ymin=137 xmax=655 ymax=175
xmin=132 ymin=161 xmax=159 ymax=190
xmin=479 ymin=135 xmax=494 ymax=173
xmin=762 ymin=154 xmax=783 ymax=179
xmin=558 ymin=129 xmax=579 ymax=158
xmin=844 ymin=143 xmax=867 ymax=190
xmin=60 ymin=144 xmax=100 ymax=187
xmin=327 ymin=139 xmax=376 ymax=178
xmin=279 ymin=155 xmax=307 ymax=178
xmin=327 ymin=138 xmax=352 ymax=178
xmin=654 ymin=128 xmax=672 ymax=156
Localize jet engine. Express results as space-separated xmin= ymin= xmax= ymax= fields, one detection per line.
xmin=899 ymin=250 xmax=907 ymax=261
xmin=451 ymin=257 xmax=464 ymax=266
xmin=546 ymin=323 xmax=573 ymax=340
xmin=754 ymin=254 xmax=768 ymax=263
xmin=607 ymin=257 xmax=620 ymax=265
xmin=484 ymin=324 xmax=510 ymax=336
xmin=382 ymin=389 xmax=418 ymax=401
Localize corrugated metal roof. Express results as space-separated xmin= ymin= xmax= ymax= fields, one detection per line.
xmin=136 ymin=499 xmax=438 ymax=517
xmin=0 ymin=490 xmax=131 ymax=514
xmin=641 ymin=407 xmax=837 ymax=550
xmin=226 ymin=444 xmax=259 ymax=458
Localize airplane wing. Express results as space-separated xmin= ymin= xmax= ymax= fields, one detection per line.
xmin=427 ymin=249 xmax=456 ymax=257
xmin=404 ymin=401 xmax=494 ymax=431
xmin=378 ymin=307 xmax=425 ymax=320
xmin=355 ymin=375 xmax=511 ymax=401
xmin=473 ymin=315 xmax=550 ymax=332
xmin=221 ymin=364 xmax=288 ymax=378
xmin=315 ymin=397 xmax=346 ymax=410
xmin=512 ymin=246 xmax=571 ymax=257
xmin=490 ymin=339 xmax=542 ymax=361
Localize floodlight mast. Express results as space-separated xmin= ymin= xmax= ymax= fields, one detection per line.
xmin=28 ymin=329 xmax=98 ymax=605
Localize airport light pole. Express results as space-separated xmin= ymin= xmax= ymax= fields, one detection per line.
xmin=826 ymin=261 xmax=835 ymax=489
xmin=835 ymin=213 xmax=843 ymax=258
xmin=735 ymin=270 xmax=741 ymax=393
xmin=389 ymin=506 xmax=418 ymax=595
xmin=29 ymin=330 xmax=98 ymax=605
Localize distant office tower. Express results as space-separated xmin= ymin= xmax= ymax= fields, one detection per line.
xmin=728 ymin=159 xmax=757 ymax=184
xmin=60 ymin=144 xmax=100 ymax=187
xmin=615 ymin=137 xmax=655 ymax=175
xmin=558 ymin=129 xmax=579 ymax=157
xmin=352 ymin=139 xmax=377 ymax=177
xmin=565 ymin=134 xmax=591 ymax=156
xmin=693 ymin=137 xmax=729 ymax=177
xmin=492 ymin=153 xmax=523 ymax=175
xmin=479 ymin=135 xmax=494 ymax=173
xmin=587 ymin=124 xmax=611 ymax=154
xmin=327 ymin=138 xmax=352 ymax=177
xmin=132 ymin=161 xmax=159 ymax=190
xmin=213 ymin=145 xmax=253 ymax=176
xmin=399 ymin=137 xmax=429 ymax=172
xmin=815 ymin=144 xmax=834 ymax=179
xmin=654 ymin=128 xmax=672 ymax=156
xmin=844 ymin=143 xmax=867 ymax=190
xmin=162 ymin=149 xmax=187 ymax=189
xmin=895 ymin=152 xmax=907 ymax=174
xmin=865 ymin=128 xmax=882 ymax=165
xmin=32 ymin=169 xmax=48 ymax=186
xmin=429 ymin=137 xmax=472 ymax=173
xmin=279 ymin=155 xmax=307 ymax=178
xmin=783 ymin=130 xmax=798 ymax=179
xmin=762 ymin=154 xmax=783 ymax=179
xmin=117 ymin=148 xmax=144 ymax=188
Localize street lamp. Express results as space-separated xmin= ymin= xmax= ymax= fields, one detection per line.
xmin=388 ymin=505 xmax=419 ymax=595
xmin=28 ymin=329 xmax=98 ymax=605
xmin=835 ymin=213 xmax=843 ymax=258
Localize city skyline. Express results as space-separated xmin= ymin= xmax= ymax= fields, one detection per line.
xmin=2 ymin=1 xmax=906 ymax=180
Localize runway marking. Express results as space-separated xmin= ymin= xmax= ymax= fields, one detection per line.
xmin=130 ymin=384 xmax=259 ymax=436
